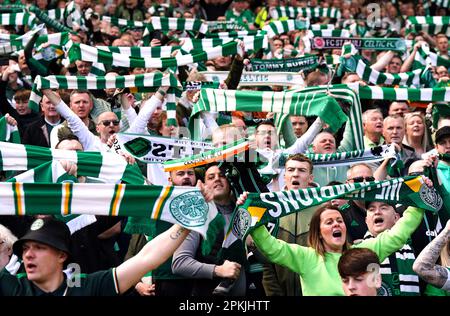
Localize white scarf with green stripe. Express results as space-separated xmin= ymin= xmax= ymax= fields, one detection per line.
xmin=0 ymin=182 xmax=219 ymax=239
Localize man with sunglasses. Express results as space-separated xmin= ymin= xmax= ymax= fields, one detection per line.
xmin=340 ymin=163 xmax=375 ymax=243
xmin=42 ymin=89 xmax=120 ymax=152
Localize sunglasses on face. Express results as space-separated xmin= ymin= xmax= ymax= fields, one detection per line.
xmin=349 ymin=176 xmax=375 ymax=183
xmin=100 ymin=120 xmax=120 ymax=127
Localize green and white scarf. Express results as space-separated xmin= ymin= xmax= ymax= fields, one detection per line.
xmin=65 ymin=40 xmax=240 ymax=69
xmin=347 ymin=83 xmax=450 ymax=102
xmin=0 ymin=30 xmax=69 ymax=53
xmin=406 ymin=16 xmax=450 ymax=36
xmin=269 ymin=7 xmax=341 ymax=19
xmin=163 ymin=139 xmax=249 ymax=172
xmin=179 ymin=35 xmax=268 ymax=53
xmin=289 ymin=85 xmax=364 ymax=150
xmin=0 ymin=141 xmax=145 ymax=184
xmin=206 ymin=21 xmax=248 ymax=31
xmin=262 ymin=19 xmax=310 ymax=38
xmin=413 ymin=43 xmax=450 ymax=70
xmin=0 ymin=116 xmax=20 ymax=143
xmin=103 ymin=16 xmax=209 ymax=34
xmin=200 ymin=71 xmax=304 ymax=86
xmin=7 ymin=160 xmax=98 ymax=234
xmin=0 ymin=12 xmax=36 ymax=26
xmin=312 ymin=37 xmax=406 ymax=52
xmin=432 ymin=0 xmax=450 ymax=8
xmin=339 ymin=44 xmax=431 ymax=87
xmin=309 ymin=29 xmax=351 ymax=38
xmin=0 ymin=182 xmax=220 ymax=239
xmin=96 ymin=45 xmax=179 ymax=58
xmin=257 ymin=144 xmax=397 ymax=175
xmin=250 ymin=55 xmax=319 ymax=72
xmin=204 ymin=30 xmax=265 ymax=38
xmin=28 ymin=73 xmax=181 ymax=119
xmin=190 ymin=88 xmax=348 ymax=139
xmin=224 ymin=176 xmax=442 ymax=246
xmin=114 ymin=133 xmax=214 ymax=163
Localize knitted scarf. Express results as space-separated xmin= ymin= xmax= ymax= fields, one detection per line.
xmin=0 ymin=182 xmax=220 ymax=239
xmin=224 ymin=176 xmax=442 ymax=246
xmin=406 ymin=16 xmax=450 ymax=36
xmin=363 ymin=231 xmax=420 ymax=296
xmin=269 ymin=7 xmax=341 ymax=19
xmin=0 ymin=116 xmax=20 ymax=144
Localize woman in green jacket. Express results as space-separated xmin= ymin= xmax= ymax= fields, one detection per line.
xmin=238 ymin=193 xmax=425 ymax=296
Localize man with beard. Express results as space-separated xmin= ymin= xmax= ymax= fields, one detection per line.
xmin=172 ymin=164 xmax=247 ymax=296
xmin=125 ymin=168 xmax=197 ymax=296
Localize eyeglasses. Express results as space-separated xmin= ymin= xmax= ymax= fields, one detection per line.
xmin=349 ymin=176 xmax=375 ymax=183
xmin=100 ymin=120 xmax=120 ymax=127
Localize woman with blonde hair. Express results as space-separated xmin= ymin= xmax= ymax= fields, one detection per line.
xmin=403 ymin=112 xmax=433 ymax=156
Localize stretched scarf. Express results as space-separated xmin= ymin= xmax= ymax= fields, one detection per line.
xmin=250 ymin=55 xmax=319 ymax=72
xmin=200 ymin=71 xmax=305 ymax=86
xmin=65 ymin=40 xmax=240 ymax=69
xmin=224 ymin=176 xmax=442 ymax=247
xmin=179 ymin=35 xmax=268 ymax=53
xmin=312 ymin=37 xmax=406 ymax=52
xmin=339 ymin=44 xmax=433 ymax=87
xmin=262 ymin=19 xmax=310 ymax=38
xmin=189 ymin=88 xmax=347 ymax=139
xmin=28 ymin=73 xmax=181 ymax=125
xmin=0 ymin=141 xmax=144 ymax=184
xmin=269 ymin=7 xmax=341 ymax=19
xmin=114 ymin=132 xmax=214 ymax=163
xmin=406 ymin=16 xmax=450 ymax=36
xmin=257 ymin=144 xmax=398 ymax=175
xmin=0 ymin=182 xmax=220 ymax=239
xmin=103 ymin=16 xmax=209 ymax=34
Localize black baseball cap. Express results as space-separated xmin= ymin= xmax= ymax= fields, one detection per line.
xmin=435 ymin=126 xmax=450 ymax=144
xmin=13 ymin=218 xmax=71 ymax=258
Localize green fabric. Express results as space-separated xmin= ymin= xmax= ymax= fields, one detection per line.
xmin=250 ymin=207 xmax=424 ymax=296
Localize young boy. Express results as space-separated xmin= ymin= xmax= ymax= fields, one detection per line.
xmin=338 ymin=248 xmax=382 ymax=296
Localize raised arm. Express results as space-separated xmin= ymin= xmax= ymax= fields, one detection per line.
xmin=413 ymin=220 xmax=450 ymax=290
xmin=115 ymin=224 xmax=190 ymax=294
xmin=283 ymin=117 xmax=324 ymax=155
xmin=42 ymin=89 xmax=98 ymax=150
xmin=126 ymin=87 xmax=167 ymax=134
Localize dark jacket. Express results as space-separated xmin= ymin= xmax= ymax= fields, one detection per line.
xmin=22 ymin=116 xmax=54 ymax=147
xmin=340 ymin=200 xmax=368 ymax=243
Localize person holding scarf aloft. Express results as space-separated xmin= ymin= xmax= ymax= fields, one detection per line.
xmin=236 ymin=186 xmax=431 ymax=295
